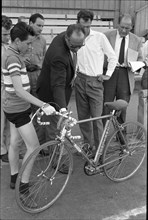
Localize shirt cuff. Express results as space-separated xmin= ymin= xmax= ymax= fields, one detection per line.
xmin=59 ymin=108 xmax=67 ymax=113
xmin=106 ymin=70 xmax=113 ymax=77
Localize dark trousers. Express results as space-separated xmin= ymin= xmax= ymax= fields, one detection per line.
xmin=75 ymin=72 xmax=104 ymax=148
xmin=27 ymin=69 xmax=48 ymax=144
xmin=35 ymin=115 xmax=60 ymax=145
xmin=102 ymin=67 xmax=131 ymax=125
xmin=27 ymin=69 xmax=41 ymax=113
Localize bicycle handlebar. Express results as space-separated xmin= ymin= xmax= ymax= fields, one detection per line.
xmin=30 ymin=108 xmax=77 ymax=127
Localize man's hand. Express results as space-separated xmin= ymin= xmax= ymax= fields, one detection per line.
xmin=97 ymin=75 xmax=110 ymax=82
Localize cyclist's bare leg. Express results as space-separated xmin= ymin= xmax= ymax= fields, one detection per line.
xmin=18 ymin=122 xmax=39 ymax=183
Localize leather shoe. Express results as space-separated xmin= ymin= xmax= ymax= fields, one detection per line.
xmin=0 ymin=153 xmax=9 ymax=163
xmin=19 ymin=154 xmax=24 ymax=159
xmin=52 ymin=163 xmax=69 ymax=174
xmin=58 ymin=164 xmax=69 ymax=174
xmin=10 ymin=182 xmax=15 ymax=189
xmin=39 ymin=149 xmax=49 ymax=156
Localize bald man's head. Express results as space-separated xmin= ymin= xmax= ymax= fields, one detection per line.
xmin=118 ymin=14 xmax=133 ymax=37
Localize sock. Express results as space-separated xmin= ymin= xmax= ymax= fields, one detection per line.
xmin=11 ymin=173 xmax=18 ymax=184
xmin=19 ymin=182 xmax=29 ymax=194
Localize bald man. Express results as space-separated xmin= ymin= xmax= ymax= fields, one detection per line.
xmin=36 ymin=24 xmax=86 ymax=143
xmin=103 ymin=14 xmax=143 ymax=124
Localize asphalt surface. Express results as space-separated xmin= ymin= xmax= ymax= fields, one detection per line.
xmin=0 ymin=88 xmax=146 ymax=220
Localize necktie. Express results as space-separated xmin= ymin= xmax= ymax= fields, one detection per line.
xmin=71 ymin=52 xmax=77 ymax=87
xmin=72 ymin=52 xmax=77 ymax=71
xmin=118 ymin=37 xmax=125 ymax=65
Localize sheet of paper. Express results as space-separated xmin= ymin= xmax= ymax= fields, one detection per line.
xmin=128 ymin=61 xmax=145 ymax=72
xmin=127 ymin=48 xmax=138 ymax=62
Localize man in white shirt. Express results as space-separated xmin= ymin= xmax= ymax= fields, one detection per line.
xmin=74 ymin=10 xmax=117 ymax=152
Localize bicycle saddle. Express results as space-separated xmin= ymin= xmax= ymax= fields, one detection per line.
xmin=104 ymin=99 xmax=128 ymax=111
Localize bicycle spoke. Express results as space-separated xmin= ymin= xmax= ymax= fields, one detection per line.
xmin=15 ymin=141 xmax=73 ymax=213
xmin=102 ymin=121 xmax=146 ymax=182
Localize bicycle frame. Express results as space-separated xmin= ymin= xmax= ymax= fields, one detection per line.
xmin=32 ymin=105 xmax=129 ymax=169
xmin=61 ymin=110 xmax=112 ymax=164
xmin=62 ymin=109 xmax=127 ymax=167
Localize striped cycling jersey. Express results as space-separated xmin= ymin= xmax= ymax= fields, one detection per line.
xmin=2 ymin=46 xmax=30 ymax=93
xmin=2 ymin=46 xmax=31 ymax=113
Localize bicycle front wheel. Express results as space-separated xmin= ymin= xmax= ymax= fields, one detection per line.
xmin=15 ymin=140 xmax=73 ymax=213
xmin=102 ymin=121 xmax=146 ymax=182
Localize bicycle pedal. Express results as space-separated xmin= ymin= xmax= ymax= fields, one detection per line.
xmin=96 ymin=167 xmax=104 ymax=175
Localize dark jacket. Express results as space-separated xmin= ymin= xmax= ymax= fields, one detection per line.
xmin=36 ymin=32 xmax=75 ymax=110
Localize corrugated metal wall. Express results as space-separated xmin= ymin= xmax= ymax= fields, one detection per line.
xmin=120 ymin=0 xmax=147 ymax=14
xmin=134 ymin=5 xmax=148 ymax=37
xmin=2 ymin=0 xmax=117 ymax=18
xmin=2 ymin=0 xmax=147 ymax=13
xmin=2 ymin=0 xmax=148 ymax=36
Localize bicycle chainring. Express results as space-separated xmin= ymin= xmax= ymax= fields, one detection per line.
xmin=84 ymin=161 xmax=104 ymax=176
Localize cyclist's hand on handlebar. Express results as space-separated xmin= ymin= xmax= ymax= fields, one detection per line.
xmin=41 ymin=103 xmax=56 ymax=115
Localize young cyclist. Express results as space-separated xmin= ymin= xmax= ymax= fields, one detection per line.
xmin=2 ymin=22 xmax=55 ymax=207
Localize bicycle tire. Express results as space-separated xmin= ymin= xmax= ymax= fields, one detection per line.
xmin=15 ymin=140 xmax=73 ymax=213
xmin=102 ymin=121 xmax=147 ymax=182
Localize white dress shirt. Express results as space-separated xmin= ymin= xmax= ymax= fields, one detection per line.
xmin=142 ymin=40 xmax=148 ymax=61
xmin=114 ymin=30 xmax=129 ymax=64
xmin=77 ymin=29 xmax=117 ymax=77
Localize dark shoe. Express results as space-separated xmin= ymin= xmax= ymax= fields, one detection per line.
xmin=10 ymin=180 xmax=33 ymax=190
xmin=87 ymin=146 xmax=96 ymax=158
xmin=52 ymin=162 xmax=69 ymax=174
xmin=74 ymin=151 xmax=82 ymax=156
xmin=10 ymin=182 xmax=15 ymax=189
xmin=19 ymin=154 xmax=24 ymax=159
xmin=20 ymin=193 xmax=38 ymax=208
xmin=58 ymin=164 xmax=69 ymax=174
xmin=0 ymin=153 xmax=9 ymax=163
xmin=39 ymin=149 xmax=49 ymax=156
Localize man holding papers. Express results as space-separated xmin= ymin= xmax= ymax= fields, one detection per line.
xmin=102 ymin=13 xmax=143 ymax=124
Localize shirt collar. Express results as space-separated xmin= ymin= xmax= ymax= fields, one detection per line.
xmin=8 ymin=46 xmax=20 ymax=54
xmin=117 ymin=30 xmax=129 ymax=39
xmin=85 ymin=29 xmax=95 ymax=40
xmin=35 ymin=34 xmax=41 ymax=40
xmin=89 ymin=29 xmax=95 ymax=36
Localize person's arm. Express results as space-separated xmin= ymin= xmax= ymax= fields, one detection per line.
xmin=50 ymin=56 xmax=68 ymax=108
xmin=11 ymin=75 xmax=55 ymax=115
xmin=12 ymin=75 xmax=44 ymax=107
xmin=101 ymin=34 xmax=118 ymax=76
xmin=43 ymin=37 xmax=47 ymax=56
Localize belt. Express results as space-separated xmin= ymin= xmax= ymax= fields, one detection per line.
xmin=77 ymin=71 xmax=99 ymax=79
xmin=116 ymin=66 xmax=127 ymax=70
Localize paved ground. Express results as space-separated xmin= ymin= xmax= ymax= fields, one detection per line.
xmin=0 ymin=88 xmax=146 ymax=220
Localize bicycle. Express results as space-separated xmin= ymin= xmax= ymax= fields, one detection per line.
xmin=15 ymin=99 xmax=147 ymax=213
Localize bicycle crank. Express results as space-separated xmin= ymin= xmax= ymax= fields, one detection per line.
xmin=84 ymin=161 xmax=104 ymax=176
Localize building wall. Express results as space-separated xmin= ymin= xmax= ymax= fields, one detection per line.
xmin=134 ymin=5 xmax=148 ymax=37
xmin=2 ymin=0 xmax=148 ymax=36
xmin=2 ymin=0 xmax=116 ymax=18
xmin=2 ymin=0 xmax=147 ymax=13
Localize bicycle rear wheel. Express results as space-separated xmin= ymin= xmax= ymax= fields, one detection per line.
xmin=15 ymin=140 xmax=73 ymax=213
xmin=102 ymin=121 xmax=146 ymax=182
